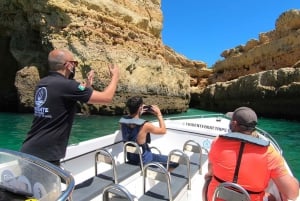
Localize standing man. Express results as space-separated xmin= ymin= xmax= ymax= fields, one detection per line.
xmin=205 ymin=107 xmax=299 ymax=201
xmin=20 ymin=49 xmax=119 ymax=166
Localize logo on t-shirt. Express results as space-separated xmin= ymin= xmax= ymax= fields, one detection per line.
xmin=78 ymin=84 xmax=85 ymax=91
xmin=35 ymin=87 xmax=47 ymax=107
xmin=34 ymin=87 xmax=51 ymax=118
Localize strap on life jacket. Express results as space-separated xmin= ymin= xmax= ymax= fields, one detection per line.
xmin=232 ymin=141 xmax=245 ymax=183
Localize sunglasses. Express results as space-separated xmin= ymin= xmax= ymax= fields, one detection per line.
xmin=64 ymin=60 xmax=78 ymax=67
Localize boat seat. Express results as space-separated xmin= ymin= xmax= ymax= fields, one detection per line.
xmin=102 ymin=183 xmax=137 ymax=201
xmin=123 ymin=141 xmax=144 ymax=172
xmin=212 ymin=182 xmax=251 ymax=201
xmin=183 ymin=139 xmax=208 ymax=175
xmin=167 ymin=149 xmax=192 ymax=190
xmin=150 ymin=146 xmax=162 ymax=155
xmin=139 ymin=150 xmax=190 ymax=201
xmin=73 ymin=142 xmax=142 ymax=201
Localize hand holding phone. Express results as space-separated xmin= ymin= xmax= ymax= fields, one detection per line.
xmin=143 ymin=105 xmax=153 ymax=112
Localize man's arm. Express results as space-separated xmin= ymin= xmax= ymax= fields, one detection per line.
xmin=205 ymin=162 xmax=213 ymax=180
xmin=273 ymin=174 xmax=299 ymax=200
xmin=145 ymin=105 xmax=166 ymax=135
xmin=88 ymin=64 xmax=119 ymax=104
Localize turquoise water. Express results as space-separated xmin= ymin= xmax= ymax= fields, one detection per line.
xmin=0 ymin=109 xmax=299 ymax=180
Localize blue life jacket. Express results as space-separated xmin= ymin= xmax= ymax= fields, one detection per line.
xmin=119 ymin=116 xmax=152 ymax=164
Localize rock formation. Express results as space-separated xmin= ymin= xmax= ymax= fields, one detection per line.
xmin=191 ymin=67 xmax=300 ymax=119
xmin=1 ymin=1 xmax=300 ymax=119
xmin=210 ymin=10 xmax=300 ymax=83
xmin=0 ymin=0 xmax=207 ymax=115
xmin=191 ymin=9 xmax=300 ymax=119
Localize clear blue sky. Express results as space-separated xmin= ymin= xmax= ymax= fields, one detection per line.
xmin=161 ymin=1 xmax=299 ymax=67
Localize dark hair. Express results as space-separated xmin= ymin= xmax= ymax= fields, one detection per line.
xmin=126 ymin=96 xmax=143 ymax=114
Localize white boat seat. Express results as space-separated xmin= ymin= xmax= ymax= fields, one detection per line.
xmin=167 ymin=149 xmax=192 ymax=189
xmin=150 ymin=146 xmax=162 ymax=155
xmin=212 ymin=182 xmax=251 ymax=201
xmin=183 ymin=140 xmax=208 ymax=175
xmin=102 ymin=183 xmax=137 ymax=201
xmin=139 ymin=150 xmax=190 ymax=201
xmin=123 ymin=141 xmax=144 ymax=172
xmin=73 ymin=142 xmax=142 ymax=201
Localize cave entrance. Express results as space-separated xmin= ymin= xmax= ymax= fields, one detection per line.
xmin=0 ymin=36 xmax=19 ymax=112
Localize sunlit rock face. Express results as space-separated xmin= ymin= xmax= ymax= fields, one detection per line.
xmin=0 ymin=0 xmax=207 ymax=114
xmin=1 ymin=1 xmax=300 ymax=119
xmin=191 ymin=9 xmax=300 ymax=119
xmin=210 ymin=9 xmax=300 ymax=83
xmin=191 ymin=68 xmax=300 ymax=119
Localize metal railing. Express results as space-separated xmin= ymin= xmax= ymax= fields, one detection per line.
xmin=0 ymin=148 xmax=75 ymax=201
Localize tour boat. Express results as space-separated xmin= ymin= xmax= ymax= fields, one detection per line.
xmin=0 ymin=114 xmax=299 ymax=201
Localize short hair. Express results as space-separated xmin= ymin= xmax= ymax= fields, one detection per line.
xmin=126 ymin=96 xmax=143 ymax=114
xmin=48 ymin=50 xmax=67 ymax=71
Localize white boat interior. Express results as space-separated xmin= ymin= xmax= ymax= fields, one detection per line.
xmin=0 ymin=114 xmax=299 ymax=201
xmin=61 ymin=114 xmax=299 ymax=201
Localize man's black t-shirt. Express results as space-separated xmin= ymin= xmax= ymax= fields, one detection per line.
xmin=20 ymin=72 xmax=93 ymax=161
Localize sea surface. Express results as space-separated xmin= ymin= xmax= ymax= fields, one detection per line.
xmin=0 ymin=109 xmax=299 ymax=180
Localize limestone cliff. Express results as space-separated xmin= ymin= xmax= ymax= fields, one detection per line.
xmin=191 ymin=9 xmax=300 ymax=119
xmin=1 ymin=1 xmax=300 ymax=119
xmin=210 ymin=9 xmax=300 ymax=83
xmin=191 ymin=67 xmax=300 ymax=119
xmin=0 ymin=0 xmax=207 ymax=114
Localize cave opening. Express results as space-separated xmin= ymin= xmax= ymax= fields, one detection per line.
xmin=0 ymin=36 xmax=19 ymax=112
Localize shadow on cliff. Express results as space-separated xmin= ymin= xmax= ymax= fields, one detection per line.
xmin=0 ymin=0 xmax=72 ymax=112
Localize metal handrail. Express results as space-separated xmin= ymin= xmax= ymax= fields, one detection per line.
xmin=143 ymin=162 xmax=172 ymax=201
xmin=123 ymin=141 xmax=144 ymax=172
xmin=183 ymin=140 xmax=204 ymax=174
xmin=212 ymin=182 xmax=251 ymax=201
xmin=167 ymin=149 xmax=191 ymax=189
xmin=95 ymin=149 xmax=118 ymax=183
xmin=0 ymin=148 xmax=75 ymax=201
xmin=163 ymin=113 xmax=225 ymax=121
xmin=102 ymin=183 xmax=135 ymax=201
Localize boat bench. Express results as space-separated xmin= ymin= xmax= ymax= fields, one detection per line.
xmin=139 ymin=149 xmax=190 ymax=201
xmin=182 ymin=139 xmax=208 ymax=176
xmin=72 ymin=142 xmax=143 ymax=201
xmin=102 ymin=183 xmax=137 ymax=201
xmin=139 ymin=140 xmax=208 ymax=201
xmin=100 ymin=140 xmax=208 ymax=201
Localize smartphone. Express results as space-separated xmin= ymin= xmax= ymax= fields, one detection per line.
xmin=143 ymin=105 xmax=152 ymax=112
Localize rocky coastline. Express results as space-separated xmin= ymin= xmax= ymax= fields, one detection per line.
xmin=0 ymin=1 xmax=300 ymax=119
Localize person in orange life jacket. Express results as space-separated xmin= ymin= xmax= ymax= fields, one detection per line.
xmin=21 ymin=49 xmax=119 ymax=166
xmin=205 ymin=107 xmax=299 ymax=201
xmin=119 ymin=96 xmax=178 ymax=168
